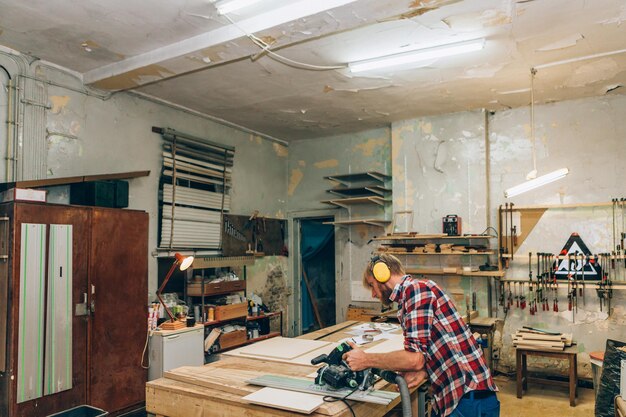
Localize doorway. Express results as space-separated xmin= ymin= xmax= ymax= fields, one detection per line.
xmin=298 ymin=217 xmax=336 ymax=334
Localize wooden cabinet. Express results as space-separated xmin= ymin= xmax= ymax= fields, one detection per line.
xmin=0 ymin=202 xmax=148 ymax=417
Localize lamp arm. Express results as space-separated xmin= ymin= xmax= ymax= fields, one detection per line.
xmin=156 ymin=261 xmax=180 ymax=322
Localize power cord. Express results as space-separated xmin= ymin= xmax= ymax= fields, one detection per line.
xmin=477 ymin=226 xmax=499 ymax=237
xmin=222 ymin=14 xmax=347 ymax=71
xmin=141 ymin=329 xmax=153 ymax=370
xmin=323 ymin=387 xmax=358 ymax=417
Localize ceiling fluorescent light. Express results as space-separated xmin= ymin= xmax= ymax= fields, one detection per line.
xmin=216 ymin=0 xmax=264 ymax=15
xmin=349 ymin=38 xmax=486 ymax=73
xmin=504 ymin=168 xmax=569 ymax=198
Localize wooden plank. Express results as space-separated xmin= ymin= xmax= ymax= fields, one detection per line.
xmin=83 ymin=170 xmax=150 ymax=182
xmin=235 ymin=337 xmax=331 ymax=360
xmin=242 ymin=387 xmax=324 ymax=414
xmin=164 ymin=366 xmax=258 ymax=396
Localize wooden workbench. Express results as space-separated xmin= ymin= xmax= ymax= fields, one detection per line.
xmin=146 ymin=321 xmax=425 ymax=417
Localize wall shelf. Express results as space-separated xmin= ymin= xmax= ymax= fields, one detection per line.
xmin=322 ymin=171 xmax=392 ymax=229
xmin=373 ymin=234 xmax=496 ymax=242
xmin=327 ymin=185 xmax=391 ymax=197
xmin=406 ymin=268 xmax=505 ymax=278
xmin=324 ymin=171 xmax=391 ymax=186
xmin=380 ymin=251 xmax=495 ymax=256
xmin=324 ymin=219 xmax=391 ymax=228
xmin=321 ymin=196 xmax=390 ymax=208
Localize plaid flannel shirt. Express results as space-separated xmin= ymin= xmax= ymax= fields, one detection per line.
xmin=390 ymin=275 xmax=497 ymax=417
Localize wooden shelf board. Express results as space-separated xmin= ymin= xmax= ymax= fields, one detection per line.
xmin=203 ymin=315 xmax=247 ymax=327
xmin=321 ymin=196 xmax=390 ymax=208
xmin=191 ymin=256 xmax=255 ymax=268
xmin=326 ymin=185 xmax=391 ymax=197
xmin=324 ymin=219 xmax=391 ymax=228
xmin=406 ymin=268 xmax=504 ymax=277
xmin=0 ymin=170 xmax=150 ymax=192
xmin=324 ymin=171 xmax=390 ymax=186
xmin=247 ymin=312 xmax=282 ymax=322
xmin=218 ymin=332 xmax=281 ymax=352
xmin=373 ymin=234 xmax=495 ymax=241
xmin=382 ymin=251 xmax=495 ymax=256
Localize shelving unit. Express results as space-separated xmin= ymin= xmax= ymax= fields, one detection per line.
xmin=321 ymin=171 xmax=392 ymax=228
xmin=187 ymin=256 xmax=282 ymax=353
xmin=381 ymin=251 xmax=496 ymax=256
xmin=376 ymin=233 xmax=500 ymax=317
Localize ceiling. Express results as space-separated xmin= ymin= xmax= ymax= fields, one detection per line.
xmin=1 ymin=0 xmax=625 ymax=141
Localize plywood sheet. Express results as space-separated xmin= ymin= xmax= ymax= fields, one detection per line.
xmin=223 ymin=341 xmax=338 ymax=367
xmin=235 ymin=337 xmax=331 ymax=360
xmin=242 ymin=387 xmax=324 ymax=414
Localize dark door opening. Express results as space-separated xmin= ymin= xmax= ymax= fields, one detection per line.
xmin=300 ymin=218 xmax=335 ymax=334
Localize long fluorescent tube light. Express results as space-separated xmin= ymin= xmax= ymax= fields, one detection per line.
xmin=216 ymin=0 xmax=264 ymax=15
xmin=504 ymin=168 xmax=569 ymax=198
xmin=349 ymin=38 xmax=486 ymax=73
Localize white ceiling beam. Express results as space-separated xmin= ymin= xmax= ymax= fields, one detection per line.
xmin=83 ymin=0 xmax=360 ymax=88
xmin=82 ymin=0 xmax=427 ymax=90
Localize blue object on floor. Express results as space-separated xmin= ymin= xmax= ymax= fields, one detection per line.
xmin=46 ymin=405 xmax=108 ymax=417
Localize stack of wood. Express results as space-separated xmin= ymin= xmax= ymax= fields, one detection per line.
xmin=513 ymin=328 xmax=573 ymax=351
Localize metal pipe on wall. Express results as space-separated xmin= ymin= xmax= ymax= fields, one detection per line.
xmin=484 ymin=109 xmax=491 ymax=229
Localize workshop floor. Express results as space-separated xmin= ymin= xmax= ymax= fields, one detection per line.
xmin=496 ymin=376 xmax=595 ymax=417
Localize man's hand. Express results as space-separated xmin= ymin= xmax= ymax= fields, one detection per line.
xmin=398 ymin=369 xmax=428 ymax=389
xmin=342 ymin=341 xmax=370 ymax=371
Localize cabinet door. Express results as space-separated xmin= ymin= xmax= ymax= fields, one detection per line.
xmin=12 ymin=203 xmax=90 ymax=417
xmin=88 ymin=208 xmax=148 ymax=413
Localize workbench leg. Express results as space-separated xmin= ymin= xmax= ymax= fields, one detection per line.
xmin=569 ymin=354 xmax=576 ymax=407
xmin=522 ymin=354 xmax=528 ymax=391
xmin=516 ymin=350 xmax=523 ymax=399
xmin=574 ymin=354 xmax=578 ymax=399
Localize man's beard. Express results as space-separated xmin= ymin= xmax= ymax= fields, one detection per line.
xmin=380 ymin=285 xmax=393 ymax=308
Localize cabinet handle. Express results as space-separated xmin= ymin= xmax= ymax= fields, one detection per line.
xmin=0 ymin=217 xmax=9 ymax=262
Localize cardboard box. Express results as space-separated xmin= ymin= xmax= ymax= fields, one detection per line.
xmin=0 ymin=188 xmax=46 ymax=203
xmin=214 ymin=302 xmax=247 ymax=321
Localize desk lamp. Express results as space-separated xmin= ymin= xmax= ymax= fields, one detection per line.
xmin=157 ymin=253 xmax=194 ymax=330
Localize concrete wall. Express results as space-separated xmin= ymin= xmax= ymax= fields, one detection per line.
xmin=489 ymin=94 xmax=626 ymax=378
xmin=391 ymin=94 xmax=626 ymax=379
xmin=0 ymin=52 xmax=288 ymax=301
xmin=287 ymin=128 xmax=392 ymax=328
xmin=391 ymin=111 xmax=492 ymax=322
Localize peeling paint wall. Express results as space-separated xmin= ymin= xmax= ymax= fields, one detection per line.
xmin=0 ymin=53 xmax=287 ymax=301
xmin=489 ymin=94 xmax=626 ymax=379
xmin=391 ymin=94 xmax=626 ymax=380
xmin=392 ymin=111 xmax=491 ymax=319
xmin=287 ymin=128 xmax=392 ymax=325
xmin=245 ymin=256 xmax=290 ymax=335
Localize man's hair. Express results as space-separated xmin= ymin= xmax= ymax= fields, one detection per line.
xmin=362 ymin=253 xmax=406 ymax=288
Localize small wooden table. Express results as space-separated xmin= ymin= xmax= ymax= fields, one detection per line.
xmin=516 ymin=346 xmax=578 ymax=406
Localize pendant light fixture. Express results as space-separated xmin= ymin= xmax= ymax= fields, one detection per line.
xmin=504 ymin=68 xmax=569 ymax=198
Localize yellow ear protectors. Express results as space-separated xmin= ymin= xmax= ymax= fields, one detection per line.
xmin=371 ymin=255 xmax=391 ymax=283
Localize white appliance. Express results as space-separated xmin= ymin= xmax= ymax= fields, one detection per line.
xmin=148 ymin=326 xmax=204 ymax=381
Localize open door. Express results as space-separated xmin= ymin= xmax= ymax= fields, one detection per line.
xmin=299 ymin=218 xmax=335 ymax=334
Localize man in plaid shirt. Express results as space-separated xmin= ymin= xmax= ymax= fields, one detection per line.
xmin=343 ymin=253 xmax=499 ymax=417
